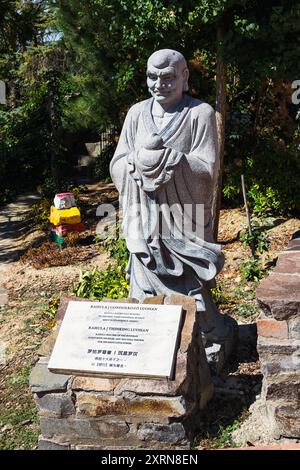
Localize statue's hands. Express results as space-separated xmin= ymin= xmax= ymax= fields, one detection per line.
xmin=136 ymin=133 xmax=164 ymax=167
xmin=144 ymin=133 xmax=164 ymax=150
xmin=138 ymin=147 xmax=164 ymax=167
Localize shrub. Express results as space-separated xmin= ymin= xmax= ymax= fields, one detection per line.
xmin=73 ymin=263 xmax=129 ymax=300
xmin=211 ymin=283 xmax=234 ymax=306
xmin=235 ymin=301 xmax=261 ymax=318
xmin=239 ymin=218 xmax=272 ymax=282
xmin=97 ymin=232 xmax=129 ymax=263
xmin=74 ymin=226 xmax=130 ymax=300
xmin=240 ymin=257 xmax=265 ymax=283
xmin=223 ymin=99 xmax=300 ymax=217
xmin=247 ymin=184 xmax=281 ymax=218
xmin=0 ymin=85 xmax=53 ymax=201
xmin=26 ymin=199 xmax=52 ymax=231
xmin=239 ymin=219 xmax=272 ymax=255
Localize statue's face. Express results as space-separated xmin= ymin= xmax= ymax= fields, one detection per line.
xmin=147 ymin=54 xmax=187 ymax=108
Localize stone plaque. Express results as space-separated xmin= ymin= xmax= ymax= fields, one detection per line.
xmin=48 ymin=301 xmax=182 ymax=379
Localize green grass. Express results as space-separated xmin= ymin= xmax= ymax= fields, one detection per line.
xmin=212 ymin=280 xmax=261 ymax=320
xmin=6 ymin=365 xmax=32 ymax=387
xmin=211 ymin=420 xmax=242 ymax=448
xmin=0 ymin=293 xmax=65 ymax=449
xmin=234 ymin=301 xmax=261 ymax=318
xmin=0 ymin=424 xmax=39 ymax=450
xmin=234 ymin=284 xmax=256 ymax=301
xmin=196 ymin=408 xmax=249 ymax=449
xmin=211 ymin=283 xmax=234 ymax=306
xmin=0 ymin=363 xmax=39 ymax=450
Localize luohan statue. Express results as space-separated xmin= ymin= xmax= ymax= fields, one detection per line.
xmin=110 ymin=49 xmax=235 ymax=364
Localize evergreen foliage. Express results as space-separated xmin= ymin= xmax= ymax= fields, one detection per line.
xmin=54 ymin=0 xmax=300 ymax=214
xmin=1 ymin=1 xmax=300 ymax=213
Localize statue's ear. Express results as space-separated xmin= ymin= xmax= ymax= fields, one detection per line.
xmin=182 ymin=68 xmax=189 ymax=92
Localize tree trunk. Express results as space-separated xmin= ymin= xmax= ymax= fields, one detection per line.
xmin=212 ymin=26 xmax=227 ymax=241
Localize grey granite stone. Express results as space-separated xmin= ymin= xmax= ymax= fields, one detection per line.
xmin=275 ymin=403 xmax=300 ymax=438
xmin=36 ymin=393 xmax=75 ymax=417
xmin=260 ymin=356 xmax=300 ymax=377
xmin=288 ymin=317 xmax=300 ymax=340
xmin=29 ymin=362 xmax=70 ymax=393
xmin=39 ymin=438 xmax=70 ymax=450
xmin=97 ymin=420 xmax=130 ymax=438
xmin=137 ymin=422 xmax=187 ymax=444
xmin=40 ymin=415 xmax=132 ymax=441
xmin=258 ymin=338 xmax=300 ymax=356
xmin=262 ymin=374 xmax=300 ymax=401
xmin=113 ymin=350 xmax=189 ymax=397
xmin=36 ymin=330 xmax=58 ymax=357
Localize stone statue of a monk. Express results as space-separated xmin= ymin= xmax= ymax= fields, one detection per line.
xmin=110 ymin=49 xmax=233 ymax=356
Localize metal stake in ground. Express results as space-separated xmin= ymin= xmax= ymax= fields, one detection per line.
xmin=241 ymin=174 xmax=255 ymax=257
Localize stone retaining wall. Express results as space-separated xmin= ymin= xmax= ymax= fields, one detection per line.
xmin=29 ymin=294 xmax=213 ymax=450
xmin=256 ymin=233 xmax=300 ymax=440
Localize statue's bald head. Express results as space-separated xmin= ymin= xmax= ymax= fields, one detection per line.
xmin=148 ymin=49 xmax=187 ymax=70
xmin=146 ymin=49 xmax=189 ymax=109
xmin=147 ymin=49 xmax=189 ymax=93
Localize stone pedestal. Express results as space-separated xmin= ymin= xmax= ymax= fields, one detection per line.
xmin=256 ymin=233 xmax=300 ymax=440
xmin=29 ymin=294 xmax=213 ymax=450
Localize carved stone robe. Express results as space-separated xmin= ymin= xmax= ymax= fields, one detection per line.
xmin=110 ymin=94 xmax=224 ymax=331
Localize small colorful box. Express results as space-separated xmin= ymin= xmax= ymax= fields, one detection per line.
xmin=49 ymin=229 xmax=65 ymax=249
xmin=53 ymin=192 xmax=76 ymax=210
xmin=49 ymin=206 xmax=81 ymax=226
xmin=55 ymin=222 xmax=85 ymax=238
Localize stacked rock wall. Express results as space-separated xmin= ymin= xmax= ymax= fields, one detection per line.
xmin=29 ymin=294 xmax=213 ymax=450
xmin=256 ymin=234 xmax=300 ymax=439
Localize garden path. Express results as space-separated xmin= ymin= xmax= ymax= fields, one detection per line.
xmin=0 ymin=193 xmax=40 ymax=305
